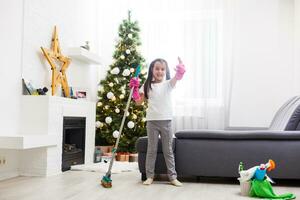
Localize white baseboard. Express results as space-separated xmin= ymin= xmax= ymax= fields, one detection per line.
xmin=0 ymin=170 xmax=19 ymax=181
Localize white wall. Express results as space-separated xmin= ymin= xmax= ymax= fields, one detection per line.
xmin=295 ymin=0 xmax=300 ymax=94
xmin=229 ymin=0 xmax=295 ymax=128
xmin=0 ymin=0 xmax=23 ymax=136
xmin=0 ymin=0 xmax=23 ymax=180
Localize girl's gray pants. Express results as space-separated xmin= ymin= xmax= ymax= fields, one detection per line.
xmin=145 ymin=120 xmax=177 ymax=181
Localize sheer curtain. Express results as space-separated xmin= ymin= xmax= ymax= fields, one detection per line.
xmin=172 ymin=8 xmax=226 ymax=131
xmin=98 ymin=0 xmax=236 ymax=131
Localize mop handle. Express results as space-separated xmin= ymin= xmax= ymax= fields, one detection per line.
xmin=105 ymin=87 xmax=134 ymax=176
xmin=105 ymin=65 xmax=140 ymax=177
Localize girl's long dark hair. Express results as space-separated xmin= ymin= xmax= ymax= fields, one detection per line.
xmin=144 ymin=58 xmax=170 ymax=99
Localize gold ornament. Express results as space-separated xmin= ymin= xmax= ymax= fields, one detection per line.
xmin=41 ymin=26 xmax=71 ymax=97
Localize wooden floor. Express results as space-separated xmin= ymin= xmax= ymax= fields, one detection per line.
xmin=1 ymin=170 xmax=300 ymax=200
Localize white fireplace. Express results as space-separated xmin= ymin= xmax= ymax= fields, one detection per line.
xmin=16 ymin=95 xmax=95 ymax=176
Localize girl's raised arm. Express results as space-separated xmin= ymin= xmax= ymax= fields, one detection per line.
xmin=170 ymin=57 xmax=186 ymax=88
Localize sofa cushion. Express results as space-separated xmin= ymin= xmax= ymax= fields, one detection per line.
xmin=136 ymin=136 xmax=176 ymax=153
xmin=175 ymin=130 xmax=300 ymax=140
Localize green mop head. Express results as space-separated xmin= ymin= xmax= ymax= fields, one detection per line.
xmin=101 ymin=175 xmax=112 ymax=188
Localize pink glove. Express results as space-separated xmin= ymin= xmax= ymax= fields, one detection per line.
xmin=132 ymin=88 xmax=140 ymax=101
xmin=175 ymin=63 xmax=186 ymax=80
xmin=129 ymin=78 xmax=140 ymax=89
xmin=129 ymin=77 xmax=140 ymax=101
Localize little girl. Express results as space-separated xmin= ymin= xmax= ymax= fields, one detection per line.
xmin=130 ymin=57 xmax=186 ymax=186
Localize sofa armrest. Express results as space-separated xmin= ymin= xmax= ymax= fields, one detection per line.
xmin=175 ymin=130 xmax=300 ymax=140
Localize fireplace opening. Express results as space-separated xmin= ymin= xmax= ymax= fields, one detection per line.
xmin=62 ymin=117 xmax=86 ymax=172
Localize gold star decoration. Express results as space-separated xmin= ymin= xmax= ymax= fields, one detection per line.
xmin=41 ymin=26 xmax=71 ymax=97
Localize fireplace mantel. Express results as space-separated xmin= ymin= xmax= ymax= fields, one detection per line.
xmin=0 ymin=134 xmax=58 ymax=149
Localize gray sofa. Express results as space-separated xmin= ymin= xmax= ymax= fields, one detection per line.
xmin=136 ymin=96 xmax=300 ymax=180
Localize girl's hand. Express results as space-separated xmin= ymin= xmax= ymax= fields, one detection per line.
xmin=129 ymin=77 xmax=140 ymax=89
xmin=129 ymin=77 xmax=141 ymax=101
xmin=175 ymin=57 xmax=186 ymax=80
xmin=132 ymin=88 xmax=141 ymax=101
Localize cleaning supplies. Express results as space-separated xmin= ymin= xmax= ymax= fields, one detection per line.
xmin=238 ymin=160 xmax=296 ymax=199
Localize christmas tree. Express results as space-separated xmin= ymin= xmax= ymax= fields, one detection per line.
xmin=96 ymin=11 xmax=147 ymax=153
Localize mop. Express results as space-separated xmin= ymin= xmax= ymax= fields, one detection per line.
xmin=101 ymin=65 xmax=141 ymax=188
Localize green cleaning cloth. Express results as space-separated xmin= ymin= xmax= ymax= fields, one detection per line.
xmin=249 ymin=179 xmax=296 ymax=200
